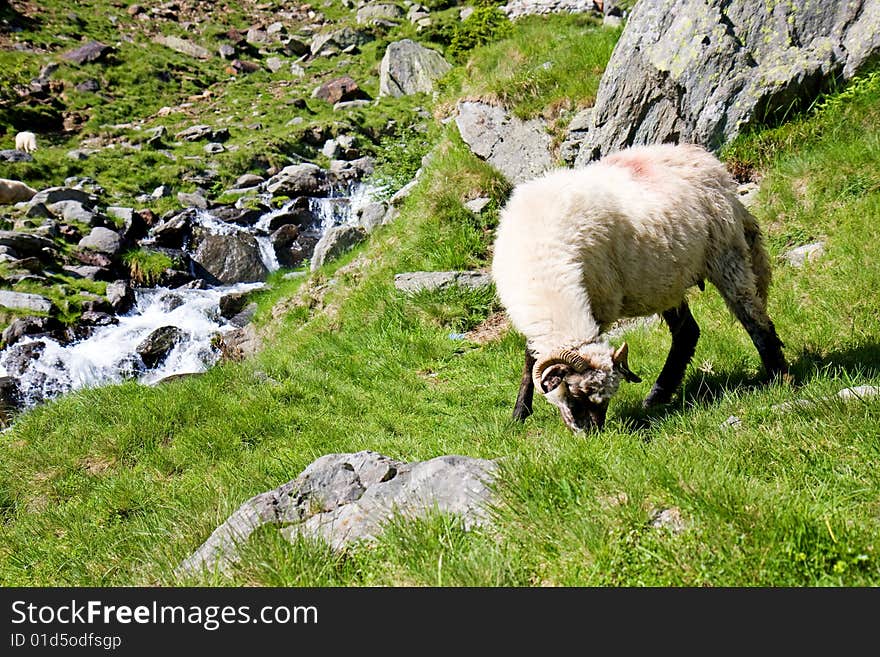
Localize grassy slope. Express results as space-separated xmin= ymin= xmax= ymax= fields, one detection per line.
xmin=1 ymin=12 xmax=879 ymax=586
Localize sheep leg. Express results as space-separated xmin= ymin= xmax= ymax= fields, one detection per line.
xmin=711 ymin=259 xmax=788 ymax=379
xmin=724 ymin=297 xmax=788 ymax=379
xmin=643 ymin=302 xmax=700 ymax=408
xmin=512 ymin=348 xmax=537 ymax=421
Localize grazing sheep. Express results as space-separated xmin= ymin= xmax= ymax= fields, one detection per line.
xmin=0 ymin=178 xmax=37 ymax=204
xmin=491 ymin=142 xmax=788 ymax=433
xmin=15 ymin=131 xmax=37 ymax=154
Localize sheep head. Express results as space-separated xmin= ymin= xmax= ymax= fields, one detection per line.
xmin=532 ymin=342 xmax=641 ymax=432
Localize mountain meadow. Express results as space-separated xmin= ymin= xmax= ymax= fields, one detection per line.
xmin=0 ymin=0 xmax=878 ymax=586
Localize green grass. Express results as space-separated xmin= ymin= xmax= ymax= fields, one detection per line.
xmin=438 ymin=12 xmax=618 ymax=121
xmin=1 ymin=7 xmax=879 ymax=587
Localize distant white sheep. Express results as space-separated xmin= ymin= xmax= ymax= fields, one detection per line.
xmin=15 ymin=131 xmax=37 ymax=154
xmin=491 ymin=143 xmax=788 ymax=433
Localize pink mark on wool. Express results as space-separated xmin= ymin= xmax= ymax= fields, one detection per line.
xmin=604 ymin=151 xmax=655 ymax=179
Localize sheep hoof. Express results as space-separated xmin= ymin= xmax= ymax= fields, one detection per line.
xmin=643 ymin=386 xmax=674 ymax=409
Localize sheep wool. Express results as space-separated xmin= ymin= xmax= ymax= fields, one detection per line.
xmin=492 ymin=142 xmax=787 ymax=432
xmin=15 ymin=131 xmax=37 ymax=154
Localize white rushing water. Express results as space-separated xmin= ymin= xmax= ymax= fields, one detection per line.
xmin=0 ymin=283 xmax=264 ymax=406
xmin=0 ymin=181 xmax=381 ymax=409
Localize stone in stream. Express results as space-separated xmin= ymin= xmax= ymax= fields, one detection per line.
xmin=136 ymin=326 xmax=185 ymax=368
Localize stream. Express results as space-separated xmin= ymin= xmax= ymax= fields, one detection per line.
xmin=0 ymin=182 xmax=376 ymax=408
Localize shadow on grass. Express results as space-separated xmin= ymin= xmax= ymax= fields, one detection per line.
xmin=613 ymin=340 xmax=880 ymax=436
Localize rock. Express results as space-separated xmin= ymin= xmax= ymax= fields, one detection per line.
xmin=578 ymin=0 xmax=880 ymax=162
xmin=379 ymin=39 xmax=452 ymax=97
xmin=0 ymin=376 xmax=21 ymax=411
xmin=153 ymin=34 xmax=212 ymax=59
xmin=265 ymin=56 xmax=284 ymax=73
xmin=137 ymin=326 xmax=185 ymax=368
xmin=79 ymin=311 xmax=117 ymax=327
xmin=77 ymin=227 xmax=122 ymax=255
xmin=464 ymin=197 xmax=491 ymax=214
xmin=333 ymin=99 xmax=370 ymax=111
xmin=149 ymin=212 xmax=192 ymax=248
xmin=234 ymin=173 xmax=264 ymax=188
xmin=721 ymin=415 xmax=743 ymax=430
xmin=204 ymin=142 xmax=225 ymax=154
xmin=394 ymin=270 xmax=492 ymax=294
xmin=312 ymin=76 xmax=369 ymax=105
xmin=310 ymin=225 xmax=367 ymax=271
xmin=0 ymin=231 xmax=56 ymax=258
xmin=178 ymin=191 xmax=208 ymax=209
xmin=1 ymin=316 xmax=63 ymax=348
xmin=60 ymin=40 xmax=112 ymax=64
xmin=736 ymin=182 xmax=761 ymax=209
xmin=28 ymin=187 xmax=98 ymax=210
xmin=215 ymin=323 xmax=262 ymax=362
xmin=219 ymin=291 xmax=251 ymax=319
xmin=0 ymin=178 xmax=37 ymax=204
xmin=2 ymin=340 xmax=46 ymax=377
xmin=0 ymin=290 xmax=53 ymax=313
xmin=62 ymin=265 xmax=107 ymax=280
xmin=650 ymin=507 xmax=687 ymax=533
xmin=782 ymin=242 xmax=826 ymax=268
xmin=455 ymin=101 xmax=553 ymax=184
xmin=355 ymin=201 xmax=388 ymax=232
xmin=106 ymin=279 xmax=135 ymax=314
xmin=192 ymin=233 xmax=269 ymax=284
xmin=309 ymin=27 xmax=373 ymax=58
xmin=264 ymin=163 xmax=329 ymax=197
xmin=0 ymin=150 xmax=34 ymax=163
xmin=245 ymin=27 xmax=270 ymax=47
xmin=176 ymin=451 xmax=497 ymax=574
xmin=218 ymin=43 xmax=236 ymax=59
xmin=357 ymin=3 xmax=405 ymax=25
xmin=47 ymin=200 xmax=97 ymax=224
xmin=174 ymin=124 xmax=225 ymax=142
xmin=227 ymin=302 xmax=257 ymax=328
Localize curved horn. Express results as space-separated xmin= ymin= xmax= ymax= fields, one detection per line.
xmin=532 ymin=349 xmax=589 ymax=386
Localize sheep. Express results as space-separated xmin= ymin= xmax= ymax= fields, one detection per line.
xmin=490 ymin=142 xmax=788 ymax=433
xmin=15 ymin=131 xmax=37 ymax=154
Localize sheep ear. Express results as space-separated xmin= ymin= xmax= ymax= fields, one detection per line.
xmin=612 ymin=342 xmax=642 ymax=383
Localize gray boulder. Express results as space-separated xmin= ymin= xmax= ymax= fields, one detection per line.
xmin=309 ymin=224 xmax=367 ymax=271
xmin=578 ymin=0 xmax=880 ymax=162
xmin=28 ymin=187 xmax=98 ymax=210
xmin=379 ymin=39 xmax=452 ymax=97
xmin=153 ymin=35 xmax=212 ymax=59
xmin=264 ymin=163 xmax=329 ymax=197
xmin=309 ymin=27 xmax=373 ymax=57
xmin=176 ymin=450 xmax=497 ymax=575
xmin=0 ymin=231 xmax=56 ymax=258
xmin=60 ymin=40 xmax=112 ymax=64
xmin=0 ymin=150 xmax=34 ymax=163
xmin=0 ymin=290 xmax=53 ymax=313
xmin=455 ymin=100 xmax=553 ymax=184
xmin=357 ymin=3 xmax=405 ymax=25
xmin=192 ymin=233 xmax=269 ymax=284
xmin=106 ymin=279 xmax=135 ymax=314
xmin=394 ymin=270 xmax=492 ymax=293
xmin=78 ymin=227 xmax=122 ymax=255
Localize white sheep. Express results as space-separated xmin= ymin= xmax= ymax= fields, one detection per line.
xmin=491 ymin=142 xmax=788 ymax=432
xmin=15 ymin=131 xmax=37 ymax=154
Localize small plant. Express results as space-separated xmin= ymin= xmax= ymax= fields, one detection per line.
xmin=123 ymin=249 xmax=173 ymax=286
xmin=446 ymin=4 xmax=513 ymax=63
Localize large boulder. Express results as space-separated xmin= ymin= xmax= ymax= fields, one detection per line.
xmin=379 ymin=39 xmax=452 ymax=97
xmin=0 ymin=231 xmax=57 ymax=258
xmin=454 ymin=101 xmax=553 ymax=184
xmin=191 ymin=233 xmax=269 ymax=284
xmin=77 ymin=227 xmax=122 ymax=255
xmin=578 ymin=0 xmax=880 ymax=162
xmin=309 ymin=224 xmax=367 ymax=271
xmin=60 ymin=40 xmax=112 ymax=64
xmin=309 ymin=27 xmax=373 ymax=57
xmin=263 ymin=163 xmax=329 ymax=197
xmin=0 ymin=179 xmax=37 ymax=204
xmin=311 ymin=76 xmax=370 ymax=105
xmin=176 ymin=451 xmax=497 ymax=575
xmin=0 ymin=290 xmax=53 ymax=313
